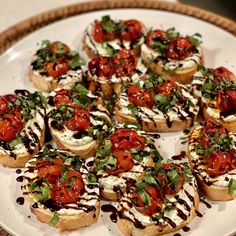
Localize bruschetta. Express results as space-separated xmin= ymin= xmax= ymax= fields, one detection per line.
xmin=192 ymin=66 xmax=236 ymax=132
xmin=87 ymin=48 xmax=147 ymax=98
xmin=188 ymin=121 xmax=236 ymax=201
xmin=83 ymin=15 xmax=146 ymax=58
xmin=94 ymin=124 xmax=160 ymax=201
xmin=141 ymin=28 xmax=203 ymax=84
xmin=29 ymin=40 xmax=85 ymax=92
xmin=21 ymin=146 xmax=100 ymax=231
xmin=115 ymin=74 xmax=199 ymax=132
xmin=0 ymin=90 xmax=46 ymax=168
xmin=47 ymin=83 xmax=112 ymax=158
xmin=116 ymin=162 xmax=199 ymax=236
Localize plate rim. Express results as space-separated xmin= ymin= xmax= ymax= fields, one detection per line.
xmin=0 ymin=0 xmax=235 ymax=55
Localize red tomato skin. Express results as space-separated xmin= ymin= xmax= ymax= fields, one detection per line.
xmin=213 ymin=66 xmax=234 ymax=81
xmin=154 ymin=80 xmax=177 ymax=96
xmin=128 ymin=85 xmax=153 ymax=109
xmin=45 ymin=59 xmax=69 ymax=78
xmin=166 ymin=37 xmax=195 ymax=60
xmin=0 ymin=95 xmax=16 ymax=115
xmin=53 ymin=90 xmax=72 ymax=107
xmin=120 ymin=19 xmax=143 ymax=43
xmin=0 ymin=120 xmax=18 ymax=142
xmin=145 ymin=29 xmax=168 ymax=49
xmin=92 ymin=22 xmax=116 ymax=43
xmin=216 ymin=90 xmax=236 ymax=113
xmin=65 ymin=108 xmax=90 ymax=131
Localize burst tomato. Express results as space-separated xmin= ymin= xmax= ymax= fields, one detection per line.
xmin=112 ymin=49 xmax=137 ymax=77
xmin=166 ymin=37 xmax=195 ymax=60
xmin=128 ymin=85 xmax=153 ymax=109
xmin=145 ymin=29 xmax=168 ymax=49
xmin=132 ymin=187 xmax=163 ymax=216
xmin=157 ymin=163 xmax=185 ymax=195
xmin=45 ymin=59 xmax=69 ymax=78
xmin=154 ymin=80 xmax=177 ymax=96
xmin=120 ymin=19 xmax=143 ymax=43
xmin=92 ymin=22 xmax=116 ymax=43
xmin=108 ymin=150 xmax=134 ymax=175
xmin=109 ymin=128 xmax=145 ymax=152
xmin=0 ymin=120 xmax=18 ymax=142
xmin=53 ymin=90 xmax=72 ymax=107
xmin=88 ymin=56 xmax=114 ymax=78
xmin=0 ymin=94 xmax=16 ymax=115
xmin=206 ymin=150 xmax=232 ymax=177
xmin=202 ymin=121 xmax=227 ymax=137
xmin=213 ymin=66 xmax=234 ymax=81
xmin=216 ymin=90 xmax=236 ymax=113
xmin=65 ymin=108 xmax=90 ymax=131
xmin=51 ymin=170 xmax=84 ymax=204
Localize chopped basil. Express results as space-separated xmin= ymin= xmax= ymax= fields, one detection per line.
xmin=9 ymin=135 xmax=23 ymax=150
xmin=127 ymin=104 xmax=139 ymax=117
xmin=166 ymin=168 xmax=181 ymax=188
xmin=95 ymin=155 xmax=117 ymax=171
xmin=68 ymin=177 xmax=76 ymax=188
xmin=228 ymin=179 xmax=236 ymax=195
xmin=68 ymin=51 xmax=82 ymax=69
xmin=186 ymin=33 xmax=202 ymax=47
xmin=124 ymin=121 xmax=141 ymax=130
xmin=73 ymin=83 xmax=88 ymax=95
xmin=41 ymin=185 xmax=50 ymax=201
xmin=183 ymin=166 xmax=193 ymax=182
xmin=96 ymin=140 xmax=112 ymax=158
xmin=59 ymin=171 xmax=69 ymax=183
xmin=101 ymin=15 xmax=116 ymax=32
xmin=50 ymin=212 xmax=59 ymax=225
xmin=64 ymin=157 xmax=73 ymax=166
xmin=87 ymin=173 xmax=97 ymax=183
xmin=143 ymin=174 xmax=158 ymax=187
xmin=166 ymin=27 xmax=179 ymax=40
xmin=139 ymin=190 xmax=151 ymax=206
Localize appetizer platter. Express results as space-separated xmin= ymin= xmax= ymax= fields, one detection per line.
xmin=0 ymin=3 xmax=236 ymax=236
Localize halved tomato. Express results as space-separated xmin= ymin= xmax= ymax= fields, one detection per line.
xmin=145 ymin=29 xmax=168 ymax=49
xmin=45 ymin=59 xmax=69 ymax=78
xmin=154 ymin=80 xmax=177 ymax=96
xmin=53 ymin=90 xmax=72 ymax=107
xmin=216 ymin=90 xmax=236 ymax=113
xmin=92 ymin=22 xmax=116 ymax=43
xmin=213 ymin=66 xmax=234 ymax=81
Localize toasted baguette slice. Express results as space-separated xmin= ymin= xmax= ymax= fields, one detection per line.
xmin=0 ymin=91 xmax=46 ymax=168
xmin=115 ymin=76 xmax=199 ymax=132
xmin=116 ymin=163 xmax=199 ymax=236
xmin=22 ymin=147 xmax=100 ymax=231
xmin=188 ymin=122 xmax=236 ymax=201
xmin=47 ymin=88 xmax=112 ymax=158
xmin=83 ymin=16 xmax=146 ymax=58
xmin=95 ymin=125 xmax=156 ymax=201
xmin=141 ymin=28 xmax=203 ymax=84
xmin=29 ymin=40 xmax=85 ymax=92
xmin=192 ymin=66 xmax=236 ymax=132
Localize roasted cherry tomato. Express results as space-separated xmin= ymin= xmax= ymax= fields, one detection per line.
xmin=206 ymin=150 xmax=232 ymax=177
xmin=202 ymin=121 xmax=227 ymax=137
xmin=109 ymin=128 xmax=145 ymax=152
xmin=213 ymin=66 xmax=234 ymax=81
xmin=120 ymin=19 xmax=143 ymax=43
xmin=0 ymin=94 xmax=16 ymax=115
xmin=53 ymin=90 xmax=72 ymax=107
xmin=145 ymin=29 xmax=168 ymax=49
xmin=166 ymin=37 xmax=196 ymax=60
xmin=0 ymin=120 xmax=18 ymax=142
xmin=65 ymin=108 xmax=90 ymax=131
xmin=88 ymin=56 xmax=114 ymax=78
xmin=128 ymin=85 xmax=153 ymax=109
xmin=45 ymin=59 xmax=69 ymax=78
xmin=229 ymin=150 xmax=236 ymax=169
xmin=132 ymin=186 xmax=163 ymax=216
xmin=92 ymin=22 xmax=116 ymax=43
xmin=112 ymin=49 xmax=137 ymax=77
xmin=216 ymin=90 xmax=236 ymax=113
xmin=154 ymin=80 xmax=177 ymax=96
xmin=157 ymin=163 xmax=185 ymax=196
xmin=50 ymin=41 xmax=70 ymax=55
xmin=108 ymin=150 xmax=134 ymax=175
xmin=51 ymin=170 xmax=84 ymax=204
xmin=4 ymin=111 xmax=24 ymax=131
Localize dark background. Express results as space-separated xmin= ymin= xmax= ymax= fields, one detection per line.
xmin=179 ymin=0 xmax=236 ymax=20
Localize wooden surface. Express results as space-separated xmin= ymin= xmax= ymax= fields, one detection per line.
xmin=0 ymin=0 xmax=235 ymax=235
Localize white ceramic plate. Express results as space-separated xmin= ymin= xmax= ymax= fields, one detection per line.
xmin=0 ymin=8 xmax=236 ymax=236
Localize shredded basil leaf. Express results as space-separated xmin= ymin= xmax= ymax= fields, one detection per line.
xmin=50 ymin=212 xmax=59 ymax=225
xmin=228 ymin=178 xmax=236 ymax=195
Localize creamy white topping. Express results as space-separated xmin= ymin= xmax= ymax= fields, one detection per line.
xmin=189 ymin=125 xmax=236 ymax=188
xmin=22 ymin=156 xmax=100 ymax=215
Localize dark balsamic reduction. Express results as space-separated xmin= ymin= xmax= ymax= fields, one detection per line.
xmin=50 ymin=120 xmax=64 ymax=131
xmin=150 ymin=133 xmax=161 ymax=139
xmin=182 ymin=226 xmax=190 ymax=232
xmin=32 ymin=203 xmax=38 ymax=208
xmin=101 ymin=204 xmax=117 ymax=213
xmin=200 ymin=198 xmax=212 ymax=209
xmin=173 ymin=234 xmax=181 ymax=236
xmin=177 ymin=208 xmax=187 ymax=221
xmin=86 ymin=160 xmax=94 ymax=167
xmin=73 ymin=130 xmax=89 ymax=139
xmin=16 ymin=197 xmax=25 ymax=205
xmin=16 ymin=169 xmax=22 ymax=174
xmin=163 ymin=217 xmax=176 ymax=228
xmin=16 ymin=176 xmax=24 ymax=182
xmin=183 ymin=129 xmax=190 ymax=135
xmin=195 ymin=210 xmax=203 ymax=217
xmin=172 ymin=151 xmax=186 ymax=161
xmin=44 ymin=117 xmax=52 ymax=142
